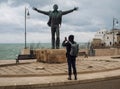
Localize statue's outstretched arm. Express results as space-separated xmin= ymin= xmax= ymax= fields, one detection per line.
xmin=62 ymin=7 xmax=78 ymax=15
xmin=33 ymin=7 xmax=49 ymax=15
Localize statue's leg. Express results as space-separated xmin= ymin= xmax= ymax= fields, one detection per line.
xmin=56 ymin=26 xmax=60 ymax=49
xmin=51 ymin=27 xmax=55 ymax=49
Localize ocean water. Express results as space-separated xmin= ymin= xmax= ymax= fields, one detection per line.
xmin=0 ymin=43 xmax=51 ymax=60
xmin=0 ymin=43 xmax=87 ymax=60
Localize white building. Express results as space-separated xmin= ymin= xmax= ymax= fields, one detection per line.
xmin=93 ymin=29 xmax=120 ymax=47
xmin=94 ymin=29 xmax=107 ymax=43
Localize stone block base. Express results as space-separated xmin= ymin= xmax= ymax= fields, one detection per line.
xmin=34 ymin=49 xmax=66 ymax=63
xmin=21 ymin=48 xmax=30 ymax=55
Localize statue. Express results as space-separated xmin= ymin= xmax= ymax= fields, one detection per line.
xmin=33 ymin=4 xmax=78 ymax=49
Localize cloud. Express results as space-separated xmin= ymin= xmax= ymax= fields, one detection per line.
xmin=0 ymin=33 xmax=24 ymax=43
xmin=0 ymin=0 xmax=120 ymax=43
xmin=0 ymin=1 xmax=27 ymax=33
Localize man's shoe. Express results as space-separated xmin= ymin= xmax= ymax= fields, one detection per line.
xmin=68 ymin=77 xmax=72 ymax=80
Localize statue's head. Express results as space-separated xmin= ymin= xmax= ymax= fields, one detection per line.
xmin=53 ymin=4 xmax=58 ymax=10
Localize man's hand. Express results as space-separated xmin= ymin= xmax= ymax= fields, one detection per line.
xmin=32 ymin=7 xmax=37 ymax=11
xmin=65 ymin=37 xmax=67 ymax=41
xmin=74 ymin=7 xmax=79 ymax=11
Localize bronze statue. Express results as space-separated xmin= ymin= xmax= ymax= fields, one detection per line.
xmin=33 ymin=4 xmax=78 ymax=49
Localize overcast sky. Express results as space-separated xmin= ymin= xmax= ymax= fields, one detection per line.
xmin=0 ymin=0 xmax=120 ymax=43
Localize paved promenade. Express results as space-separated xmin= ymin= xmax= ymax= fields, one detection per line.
xmin=0 ymin=56 xmax=120 ymax=89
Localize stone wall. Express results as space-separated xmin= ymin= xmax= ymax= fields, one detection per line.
xmin=34 ymin=49 xmax=66 ymax=63
xmin=34 ymin=48 xmax=120 ymax=63
xmin=79 ymin=48 xmax=120 ymax=56
xmin=94 ymin=48 xmax=120 ymax=56
xmin=34 ymin=48 xmax=90 ymax=63
xmin=86 ymin=48 xmax=120 ymax=56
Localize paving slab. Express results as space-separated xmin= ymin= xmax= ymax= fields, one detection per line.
xmin=0 ymin=56 xmax=120 ymax=77
xmin=0 ymin=56 xmax=120 ymax=89
xmin=0 ymin=69 xmax=120 ymax=89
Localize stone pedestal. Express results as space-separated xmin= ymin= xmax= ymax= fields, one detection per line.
xmin=21 ymin=48 xmax=30 ymax=55
xmin=34 ymin=49 xmax=66 ymax=63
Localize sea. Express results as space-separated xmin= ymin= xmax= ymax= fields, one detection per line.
xmin=0 ymin=43 xmax=88 ymax=60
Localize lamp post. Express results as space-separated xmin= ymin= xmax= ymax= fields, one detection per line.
xmin=25 ymin=7 xmax=30 ymax=49
xmin=112 ymin=17 xmax=118 ymax=47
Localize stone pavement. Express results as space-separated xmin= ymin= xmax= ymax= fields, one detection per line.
xmin=0 ymin=69 xmax=120 ymax=89
xmin=0 ymin=56 xmax=120 ymax=77
xmin=0 ymin=56 xmax=120 ymax=89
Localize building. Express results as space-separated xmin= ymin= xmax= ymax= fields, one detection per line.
xmin=92 ymin=28 xmax=120 ymax=48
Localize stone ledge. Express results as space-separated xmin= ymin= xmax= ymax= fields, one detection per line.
xmin=0 ymin=69 xmax=120 ymax=89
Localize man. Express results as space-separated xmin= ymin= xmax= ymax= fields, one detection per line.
xmin=33 ymin=4 xmax=78 ymax=49
xmin=62 ymin=35 xmax=79 ymax=80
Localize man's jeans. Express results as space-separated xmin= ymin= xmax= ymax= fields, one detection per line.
xmin=67 ymin=55 xmax=77 ymax=76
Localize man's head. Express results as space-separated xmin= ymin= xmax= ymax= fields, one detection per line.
xmin=68 ymin=35 xmax=74 ymax=42
xmin=53 ymin=4 xmax=58 ymax=10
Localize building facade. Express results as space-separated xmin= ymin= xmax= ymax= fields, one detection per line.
xmin=92 ymin=29 xmax=120 ymax=48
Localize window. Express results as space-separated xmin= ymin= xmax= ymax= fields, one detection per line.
xmin=110 ymin=42 xmax=112 ymax=45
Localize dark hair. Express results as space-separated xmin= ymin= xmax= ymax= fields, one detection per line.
xmin=68 ymin=35 xmax=74 ymax=41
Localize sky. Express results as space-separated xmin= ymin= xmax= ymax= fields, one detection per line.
xmin=0 ymin=0 xmax=120 ymax=43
